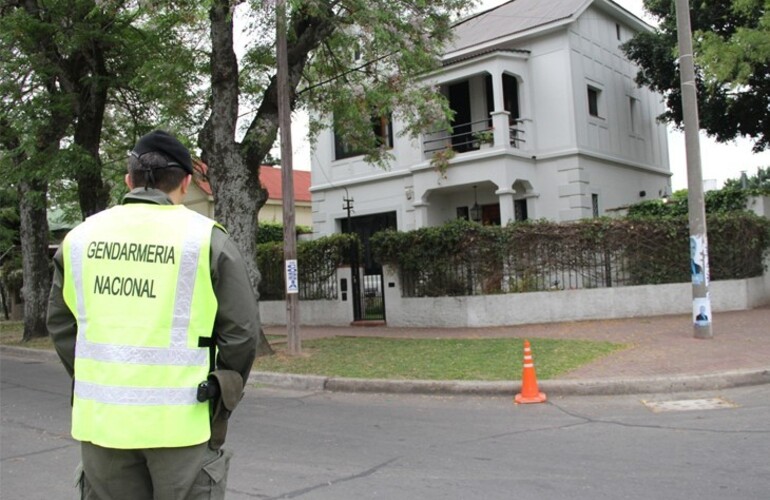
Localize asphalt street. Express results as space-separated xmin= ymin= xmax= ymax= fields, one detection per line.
xmin=2 ymin=353 xmax=770 ymax=499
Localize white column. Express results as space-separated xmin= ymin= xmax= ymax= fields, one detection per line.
xmin=495 ymin=188 xmax=516 ymax=226
xmin=413 ymin=201 xmax=430 ymax=229
xmin=491 ymin=111 xmax=511 ymax=148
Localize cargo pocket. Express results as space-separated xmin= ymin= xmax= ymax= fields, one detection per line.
xmin=74 ymin=463 xmax=84 ymax=499
xmin=189 ymin=448 xmax=232 ymax=500
xmin=73 ymin=463 xmax=95 ymax=500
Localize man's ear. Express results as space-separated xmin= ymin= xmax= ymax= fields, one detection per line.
xmin=125 ymin=173 xmax=134 ymax=189
xmin=180 ymin=174 xmax=192 ymax=195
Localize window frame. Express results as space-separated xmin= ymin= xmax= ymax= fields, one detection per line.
xmin=333 ymin=114 xmax=394 ymax=161
xmin=587 ymin=85 xmax=602 ymax=119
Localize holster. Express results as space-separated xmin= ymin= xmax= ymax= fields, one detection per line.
xmin=206 ymin=370 xmax=244 ymax=450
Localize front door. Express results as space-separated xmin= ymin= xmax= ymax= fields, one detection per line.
xmin=482 ymin=204 xmax=501 ymax=226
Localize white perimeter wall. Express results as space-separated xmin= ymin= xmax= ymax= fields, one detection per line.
xmin=259 ymin=262 xmax=770 ymax=327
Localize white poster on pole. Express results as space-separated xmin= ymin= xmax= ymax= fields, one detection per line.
xmin=285 ymin=259 xmax=299 ymax=294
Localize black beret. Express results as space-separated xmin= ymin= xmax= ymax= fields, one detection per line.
xmin=130 ymin=130 xmax=193 ymax=174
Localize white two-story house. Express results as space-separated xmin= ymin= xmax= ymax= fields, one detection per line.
xmin=310 ymin=0 xmax=670 ymax=238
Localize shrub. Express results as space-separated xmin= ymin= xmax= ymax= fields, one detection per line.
xmin=372 ymin=215 xmax=770 ymax=297
xmin=257 ymin=233 xmax=359 ymax=300
xmin=257 ymin=222 xmax=312 ymax=245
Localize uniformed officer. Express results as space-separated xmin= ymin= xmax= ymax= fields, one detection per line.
xmin=47 ymin=130 xmax=259 ymax=499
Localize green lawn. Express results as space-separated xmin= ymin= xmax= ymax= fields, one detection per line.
xmin=0 ymin=321 xmax=53 ymax=349
xmin=1 ymin=321 xmax=628 ymax=381
xmin=253 ymin=336 xmax=627 ymax=381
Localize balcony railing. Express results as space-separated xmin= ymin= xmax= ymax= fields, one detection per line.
xmin=423 ymin=118 xmax=525 ymax=157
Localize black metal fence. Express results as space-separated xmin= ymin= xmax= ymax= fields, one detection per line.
xmin=258 ymin=215 xmax=770 ymax=301
xmin=258 ymin=260 xmax=338 ymax=301
xmin=399 ymin=246 xmax=631 ymax=297
xmin=257 ymin=235 xmax=357 ymax=301
xmin=374 ymin=216 xmax=770 ymax=298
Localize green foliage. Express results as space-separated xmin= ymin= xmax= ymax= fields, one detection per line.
xmin=0 ymin=188 xmax=18 ymax=254
xmin=373 ymin=219 xmax=500 ymax=296
xmin=257 ymin=233 xmax=359 ymax=300
xmin=623 ymin=0 xmax=770 ymax=152
xmin=372 ymin=215 xmax=770 ymax=297
xmin=0 ymin=0 xmax=208 ymax=211
xmin=256 ymin=222 xmax=312 ymax=245
xmin=627 ymin=187 xmax=750 ymax=217
xmin=472 ymin=129 xmax=494 ymax=144
xmin=297 ymin=0 xmax=474 ymax=167
xmin=0 ymin=188 xmax=22 ymax=298
xmin=428 ymin=148 xmax=456 ymax=179
xmin=723 ymin=166 xmax=770 ymax=192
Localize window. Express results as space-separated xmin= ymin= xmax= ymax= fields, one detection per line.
xmin=514 ymin=199 xmax=528 ymax=221
xmin=616 ymin=23 xmax=621 ymax=41
xmin=334 ymin=114 xmax=394 ymax=160
xmin=592 ymin=194 xmax=600 ymax=218
xmin=587 ymin=86 xmax=601 ymax=118
xmin=372 ymin=115 xmax=393 ymax=149
xmin=629 ymin=97 xmax=640 ymax=134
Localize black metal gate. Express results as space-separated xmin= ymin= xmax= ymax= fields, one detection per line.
xmin=360 ymin=272 xmax=385 ymax=322
xmin=343 ymin=211 xmax=395 ymax=322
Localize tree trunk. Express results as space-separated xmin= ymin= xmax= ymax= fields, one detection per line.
xmin=201 ymin=0 xmax=272 ymax=356
xmin=200 ymin=2 xmax=339 ymax=356
xmin=73 ymin=38 xmax=110 ymax=218
xmin=17 ymin=179 xmax=50 ymax=341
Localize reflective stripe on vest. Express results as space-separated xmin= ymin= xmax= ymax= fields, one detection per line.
xmin=75 ymin=380 xmax=198 ymax=406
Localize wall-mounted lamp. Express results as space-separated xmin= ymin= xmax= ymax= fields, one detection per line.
xmin=470 ymin=185 xmax=482 ymax=222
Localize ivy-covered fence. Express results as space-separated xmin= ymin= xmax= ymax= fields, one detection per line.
xmin=257 ymin=233 xmax=358 ymax=300
xmin=371 ymin=215 xmax=770 ymax=298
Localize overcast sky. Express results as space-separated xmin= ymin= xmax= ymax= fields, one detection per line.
xmin=284 ymin=0 xmax=770 ymax=190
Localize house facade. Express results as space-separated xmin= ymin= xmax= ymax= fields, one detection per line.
xmin=310 ymin=0 xmax=670 ymax=236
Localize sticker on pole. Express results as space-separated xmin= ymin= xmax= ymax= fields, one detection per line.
xmin=285 ymin=259 xmax=299 ymax=294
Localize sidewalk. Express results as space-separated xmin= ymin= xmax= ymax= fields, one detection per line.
xmin=3 ymin=307 xmax=768 ymax=397
xmin=257 ymin=305 xmax=770 ymax=396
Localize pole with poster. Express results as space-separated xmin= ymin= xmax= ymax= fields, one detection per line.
xmin=675 ymin=0 xmax=713 ymax=339
xmin=277 ymin=0 xmax=301 ymax=353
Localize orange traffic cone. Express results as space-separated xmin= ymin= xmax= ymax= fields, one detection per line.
xmin=514 ymin=339 xmax=547 ymax=404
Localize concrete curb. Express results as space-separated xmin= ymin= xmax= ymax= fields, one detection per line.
xmin=250 ymin=368 xmax=770 ymax=397
xmin=5 ymin=346 xmax=768 ymax=397
xmin=1 ymin=346 xmax=61 ymax=363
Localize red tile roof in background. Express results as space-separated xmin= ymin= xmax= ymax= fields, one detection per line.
xmin=193 ymin=161 xmax=311 ymax=202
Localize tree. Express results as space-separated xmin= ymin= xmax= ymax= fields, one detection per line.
xmin=623 ymin=0 xmax=770 ymax=152
xmin=2 ymin=1 xmax=206 ymax=218
xmin=1 ymin=0 xmax=204 ymax=339
xmin=0 ymin=0 xmax=73 ymax=339
xmin=0 ymin=116 xmax=62 ymax=340
xmin=199 ymin=1 xmax=470 ymax=353
xmin=723 ymin=166 xmax=770 ymax=190
xmin=0 ymin=186 xmax=20 ymax=320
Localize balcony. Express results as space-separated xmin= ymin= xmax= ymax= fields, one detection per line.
xmin=423 ymin=117 xmax=526 ymax=158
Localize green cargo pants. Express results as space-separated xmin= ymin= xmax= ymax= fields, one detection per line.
xmin=76 ymin=442 xmax=231 ymax=499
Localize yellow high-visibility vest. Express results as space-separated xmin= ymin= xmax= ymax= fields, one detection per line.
xmin=62 ymin=204 xmax=219 ymax=449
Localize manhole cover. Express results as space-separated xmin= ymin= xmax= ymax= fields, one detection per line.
xmin=642 ymin=397 xmax=739 ymax=413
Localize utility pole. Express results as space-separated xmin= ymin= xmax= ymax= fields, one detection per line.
xmin=277 ymin=0 xmax=300 ymax=353
xmin=674 ymin=0 xmax=713 ymax=339
xmin=343 ymin=191 xmax=361 ymax=320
